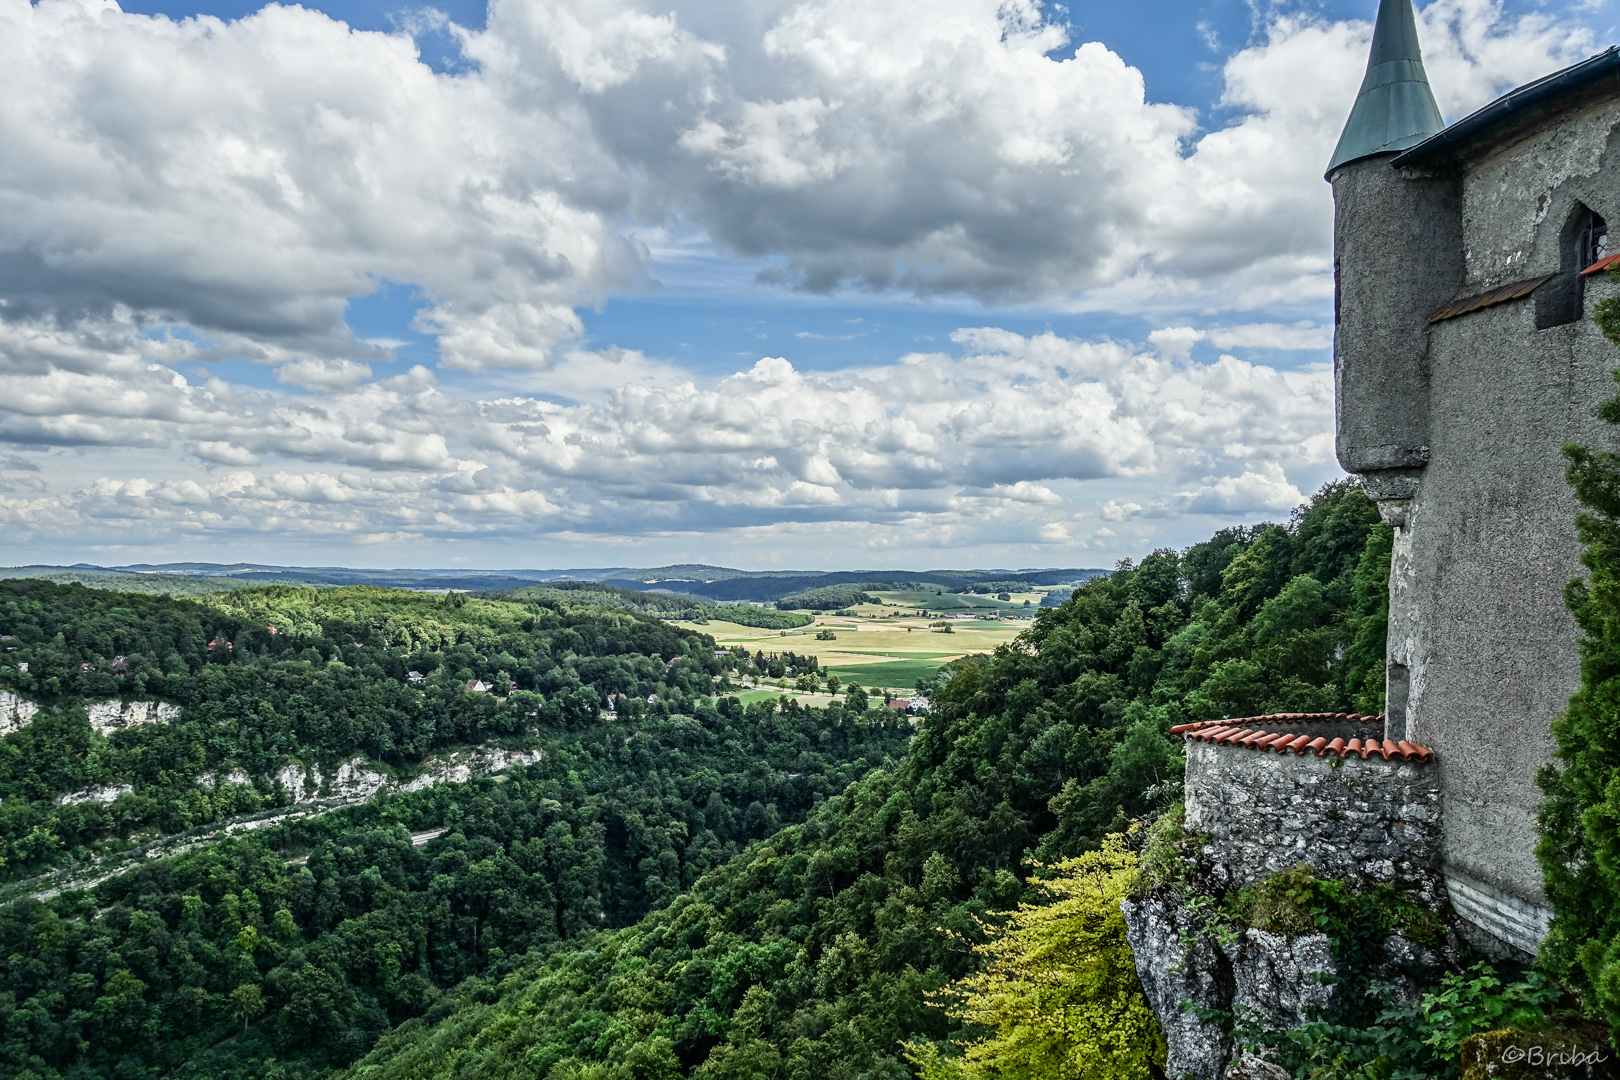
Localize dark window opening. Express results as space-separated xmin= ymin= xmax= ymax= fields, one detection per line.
xmin=1538 ymin=204 xmax=1607 ymax=330
xmin=1582 ymin=211 xmax=1610 ymax=269
xmin=1386 ymin=661 xmax=1411 ymax=742
xmin=1334 ymin=257 xmax=1341 ymax=326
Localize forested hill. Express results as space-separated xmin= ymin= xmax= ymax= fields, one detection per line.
xmin=0 ymin=483 xmax=1390 ymax=1079
xmin=0 ymin=583 xmax=915 ymax=1078
xmin=340 ymin=482 xmax=1392 ymax=1080
xmin=0 ymin=583 xmax=726 ymax=880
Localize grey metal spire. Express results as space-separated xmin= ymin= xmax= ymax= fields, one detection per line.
xmin=1326 ymin=0 xmax=1445 ymax=174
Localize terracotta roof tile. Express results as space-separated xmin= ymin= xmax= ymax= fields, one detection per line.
xmin=1583 ymin=253 xmax=1620 ymax=276
xmin=1180 ymin=712 xmax=1433 ymax=763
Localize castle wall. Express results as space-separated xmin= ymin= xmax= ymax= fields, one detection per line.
xmin=1385 ymin=96 xmax=1620 ymax=929
xmin=1183 ymin=739 xmax=1444 ymax=904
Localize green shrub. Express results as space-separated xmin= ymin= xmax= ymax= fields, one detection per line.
xmin=1225 ymin=864 xmax=1322 ymax=937
xmin=1135 ymin=803 xmax=1197 ymax=895
xmin=1228 ymin=963 xmax=1561 ymax=1080
xmin=1538 ymin=269 xmax=1620 ymax=1043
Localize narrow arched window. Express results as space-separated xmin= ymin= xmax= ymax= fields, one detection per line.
xmin=1538 ymin=204 xmax=1608 ymax=329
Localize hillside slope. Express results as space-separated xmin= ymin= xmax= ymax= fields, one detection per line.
xmin=0 ymin=583 xmax=913 ymax=1079
xmin=340 ymin=483 xmax=1390 ymax=1080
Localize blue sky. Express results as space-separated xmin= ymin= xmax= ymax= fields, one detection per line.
xmin=0 ymin=0 xmax=1610 ymax=569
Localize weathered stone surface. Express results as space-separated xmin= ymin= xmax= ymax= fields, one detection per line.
xmin=1226 ymin=927 xmax=1336 ymax=1029
xmin=269 ymin=745 xmax=546 ymax=805
xmin=58 ymin=783 xmax=133 ymax=805
xmin=1225 ymin=1053 xmax=1293 ymax=1080
xmin=1122 ymin=895 xmax=1341 ymax=1080
xmin=397 ymin=745 xmax=545 ymax=793
xmin=0 ymin=690 xmax=39 ymax=736
xmin=83 ymin=699 xmax=181 ymax=735
xmin=1122 ymin=896 xmax=1233 ymax=1080
xmin=1184 ymin=739 xmax=1444 ymax=905
xmin=0 ymin=693 xmax=178 ymax=738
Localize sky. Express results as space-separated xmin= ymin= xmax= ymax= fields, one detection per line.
xmin=0 ymin=0 xmax=1612 ymax=571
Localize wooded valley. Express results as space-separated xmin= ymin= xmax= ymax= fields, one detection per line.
xmin=0 ymin=481 xmax=1392 ymax=1079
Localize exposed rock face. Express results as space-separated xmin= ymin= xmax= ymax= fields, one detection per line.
xmin=84 ymin=699 xmax=181 ymax=735
xmin=58 ymin=784 xmax=133 ymax=805
xmin=1227 ymin=927 xmax=1337 ymax=1030
xmin=198 ymin=768 xmax=253 ymax=790
xmin=1121 ymin=896 xmax=1234 ymax=1079
xmin=1122 ymin=896 xmax=1337 ymax=1080
xmin=0 ymin=691 xmax=39 ymax=736
xmin=0 ymin=693 xmax=179 ymax=738
xmin=397 ymin=745 xmax=545 ymax=793
xmin=271 ymin=745 xmax=546 ymax=805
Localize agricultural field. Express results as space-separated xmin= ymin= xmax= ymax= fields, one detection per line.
xmin=864 ymin=587 xmax=1049 ymax=614
xmin=673 ymin=606 xmax=1033 ymax=696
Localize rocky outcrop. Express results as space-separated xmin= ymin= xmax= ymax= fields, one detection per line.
xmin=1122 ymin=896 xmax=1236 ymax=1078
xmin=58 ymin=784 xmax=133 ymax=806
xmin=84 ymin=700 xmax=181 ymax=735
xmin=269 ymin=745 xmax=545 ymax=806
xmin=1123 ymin=895 xmax=1337 ymax=1080
xmin=198 ymin=768 xmax=252 ymax=790
xmin=1122 ymin=889 xmax=1448 ymax=1079
xmin=0 ymin=691 xmax=39 ymax=736
xmin=398 ymin=745 xmax=544 ymax=792
xmin=0 ymin=693 xmax=179 ymax=737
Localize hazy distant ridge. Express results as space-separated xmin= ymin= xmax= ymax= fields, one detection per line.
xmin=1 ymin=562 xmax=1106 ymax=602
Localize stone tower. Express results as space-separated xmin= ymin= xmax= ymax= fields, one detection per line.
xmin=1330 ymin=0 xmax=1620 ymax=957
xmin=1329 ymin=0 xmax=1459 ymax=585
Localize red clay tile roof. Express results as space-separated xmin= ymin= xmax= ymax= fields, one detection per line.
xmin=1583 ymin=253 xmax=1620 ymax=276
xmin=1169 ymin=713 xmax=1433 ymax=762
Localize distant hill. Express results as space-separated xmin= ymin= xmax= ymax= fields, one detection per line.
xmin=605 ymin=568 xmax=1107 ymax=602
xmin=0 ymin=567 xmax=314 ymax=596
xmin=0 ymin=562 xmax=1108 ymax=601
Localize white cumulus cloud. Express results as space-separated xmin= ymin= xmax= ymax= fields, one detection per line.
xmin=0 ymin=0 xmax=1602 ymax=563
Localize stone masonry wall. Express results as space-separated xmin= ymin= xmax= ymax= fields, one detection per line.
xmin=1184 ymin=739 xmax=1444 ymax=905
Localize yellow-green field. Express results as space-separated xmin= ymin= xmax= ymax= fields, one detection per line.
xmin=675 ymin=610 xmax=1032 ymax=696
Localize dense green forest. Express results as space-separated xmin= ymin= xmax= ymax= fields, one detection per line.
xmin=333 ymin=482 xmax=1391 ymax=1080
xmin=0 ymin=582 xmax=911 ymax=1079
xmin=0 ymin=568 xmax=309 ymax=596
xmin=775 ymin=584 xmax=881 ymax=611
xmin=0 ymin=583 xmax=740 ymax=881
xmin=492 ymin=584 xmax=813 ymax=629
xmin=696 ymin=608 xmax=815 ymax=630
xmin=0 ymin=482 xmax=1392 ymax=1079
xmin=492 ymin=581 xmax=712 ymax=616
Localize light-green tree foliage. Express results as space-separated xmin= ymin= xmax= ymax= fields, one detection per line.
xmin=908 ymin=833 xmax=1165 ymax=1080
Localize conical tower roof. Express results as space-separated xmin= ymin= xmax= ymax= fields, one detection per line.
xmin=1326 ymin=0 xmax=1445 ymax=175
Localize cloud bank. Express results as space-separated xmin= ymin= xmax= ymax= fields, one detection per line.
xmin=0 ymin=0 xmax=1599 ymax=562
